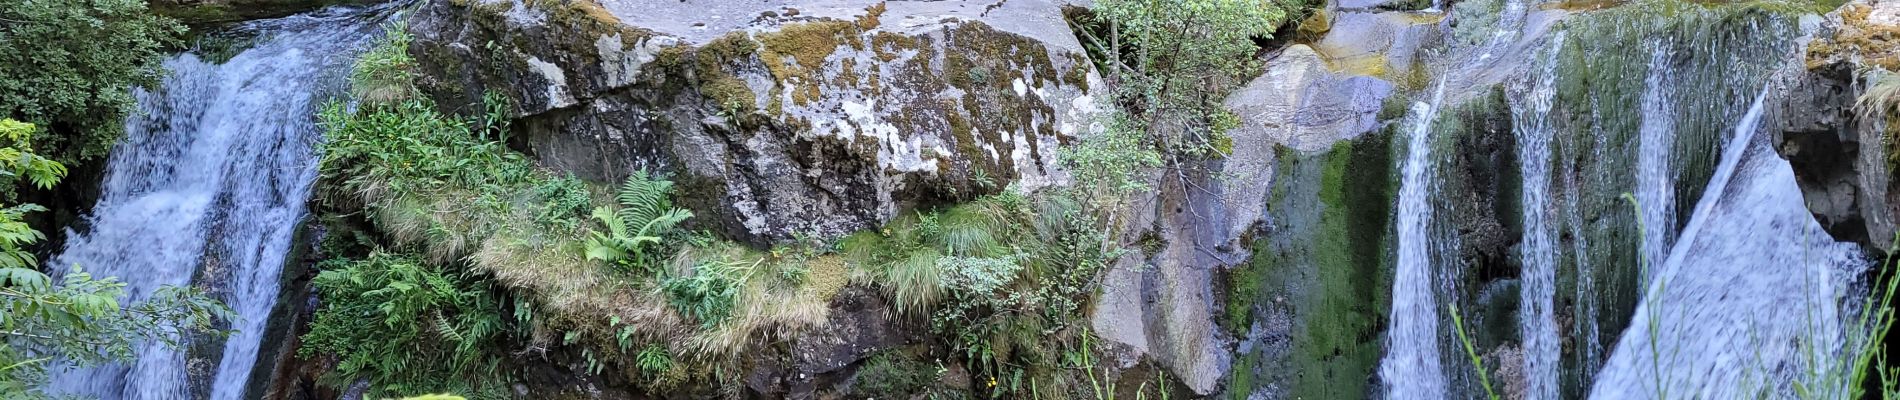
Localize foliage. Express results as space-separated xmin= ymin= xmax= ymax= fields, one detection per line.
xmin=585 ymin=170 xmax=694 ymax=276
xmin=853 ymin=351 xmax=941 ymax=398
xmin=1084 ymin=0 xmax=1291 ymax=158
xmin=1449 ymin=303 xmax=1501 ymax=400
xmin=354 ymin=21 xmax=419 ymax=105
xmin=660 ymin=256 xmax=752 ymax=328
xmin=1058 ymin=113 xmax=1162 ymax=216
xmin=532 ymin=176 xmax=593 ymax=230
xmin=0 ymin=120 xmax=65 ymax=199
xmin=0 ymin=0 xmax=184 ymax=163
xmin=0 ymin=267 xmax=231 ymax=396
xmin=843 ymin=189 xmax=1122 ymax=396
xmin=0 ymin=119 xmax=228 ymax=396
xmin=300 ymin=251 xmax=512 ymax=398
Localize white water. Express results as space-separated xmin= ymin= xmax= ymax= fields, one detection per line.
xmin=1381 ymin=79 xmax=1450 ymax=400
xmin=1511 ymin=30 xmax=1562 ymax=400
xmin=47 ymin=7 xmax=391 ymax=399
xmin=1635 ymin=42 xmax=1679 ymax=282
xmin=1589 ymin=89 xmax=1865 ymax=398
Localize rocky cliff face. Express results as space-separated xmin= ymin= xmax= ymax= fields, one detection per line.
xmin=1781 ymin=0 xmax=1900 ymax=253
xmin=408 ymin=0 xmax=1097 ymax=244
xmin=381 ymin=0 xmax=1900 ymax=398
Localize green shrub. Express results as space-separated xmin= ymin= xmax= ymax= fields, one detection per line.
xmin=300 ymin=251 xmax=511 ymax=398
xmin=0 ymin=0 xmax=184 ymax=163
xmin=853 ymin=351 xmax=939 ymax=398
xmin=532 ymin=176 xmax=593 ymax=230
xmin=661 ymin=257 xmax=751 ymax=328
xmin=1087 ymin=0 xmax=1293 ymax=159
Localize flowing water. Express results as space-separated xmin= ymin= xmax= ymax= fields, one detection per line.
xmin=1589 ymin=90 xmax=1865 ymax=398
xmin=1380 ymin=79 xmax=1450 ymax=400
xmin=1635 ymin=42 xmax=1679 ymax=283
xmin=46 ymin=6 xmax=393 ymax=399
xmin=1512 ymin=30 xmax=1562 ymax=400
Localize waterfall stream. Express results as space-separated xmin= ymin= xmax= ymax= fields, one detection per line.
xmin=1381 ymin=79 xmax=1450 ymax=400
xmin=46 ymin=6 xmax=392 ymax=399
xmin=1512 ymin=30 xmax=1562 ymax=400
xmin=1589 ymin=89 xmax=1866 ymax=398
xmin=1635 ymin=42 xmax=1679 ymax=283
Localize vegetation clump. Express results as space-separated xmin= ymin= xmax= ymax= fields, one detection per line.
xmin=299 ymin=251 xmax=514 ymax=398
xmin=0 ymin=0 xmax=185 ymax=163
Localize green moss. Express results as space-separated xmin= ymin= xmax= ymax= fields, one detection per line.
xmin=1226 ymin=132 xmax=1395 ymax=400
xmin=1062 ymin=56 xmax=1092 ymax=91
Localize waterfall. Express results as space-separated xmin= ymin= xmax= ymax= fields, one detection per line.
xmin=47 ymin=6 xmax=393 ymax=399
xmin=1635 ymin=42 xmax=1678 ymax=283
xmin=1589 ymin=89 xmax=1866 ymax=398
xmin=1512 ymin=31 xmax=1562 ymax=400
xmin=1380 ymin=79 xmax=1449 ymax=400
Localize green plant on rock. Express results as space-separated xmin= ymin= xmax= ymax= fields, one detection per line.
xmin=1856 ymin=71 xmax=1900 ymax=171
xmin=585 ymin=169 xmax=694 ymax=275
xmin=841 ymin=189 xmax=1122 ymax=396
xmin=635 ymin=344 xmax=674 ymax=377
xmin=661 ymin=256 xmax=753 ymax=328
xmin=353 ymin=20 xmax=419 ymax=105
xmin=300 ymin=251 xmax=512 ymax=398
xmin=0 ymin=119 xmax=229 ymax=396
xmin=532 ymin=176 xmax=593 ymax=230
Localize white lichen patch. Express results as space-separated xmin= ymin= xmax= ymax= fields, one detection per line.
xmin=598 ymin=34 xmax=678 ymax=88
xmin=523 ymin=55 xmax=577 ymax=109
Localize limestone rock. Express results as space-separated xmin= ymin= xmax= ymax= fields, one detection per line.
xmin=1781 ymin=0 xmax=1900 ymax=252
xmin=1090 ymin=42 xmax=1396 ymax=398
xmin=407 ymin=0 xmax=1099 ymax=243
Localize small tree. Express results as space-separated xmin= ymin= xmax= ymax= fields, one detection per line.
xmin=1091 ymin=0 xmax=1291 ymax=159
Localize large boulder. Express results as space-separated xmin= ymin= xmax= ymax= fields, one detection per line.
xmin=406 ymin=0 xmax=1099 ymax=244
xmin=1090 ymin=42 xmax=1398 ymax=396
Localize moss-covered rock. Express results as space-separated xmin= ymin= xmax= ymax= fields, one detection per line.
xmin=148 ymin=0 xmax=382 ymax=25
xmin=407 ymin=0 xmax=1100 ymax=245
xmin=1222 ymin=134 xmax=1397 ymax=400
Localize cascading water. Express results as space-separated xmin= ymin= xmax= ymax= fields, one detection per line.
xmin=46 ymin=6 xmax=394 ymax=399
xmin=1511 ymin=30 xmax=1562 ymax=400
xmin=1380 ymin=79 xmax=1449 ymax=400
xmin=1589 ymin=89 xmax=1866 ymax=398
xmin=1635 ymin=42 xmax=1679 ymax=283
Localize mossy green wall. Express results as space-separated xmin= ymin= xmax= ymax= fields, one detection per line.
xmin=1224 ymin=129 xmax=1396 ymax=399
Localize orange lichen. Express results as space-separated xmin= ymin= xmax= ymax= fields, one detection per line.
xmin=1808 ymin=4 xmax=1900 ymax=71
xmin=858 ymin=2 xmax=888 ymax=30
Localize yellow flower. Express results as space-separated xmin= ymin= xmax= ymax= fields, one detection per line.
xmin=987 ymin=376 xmax=997 ymax=388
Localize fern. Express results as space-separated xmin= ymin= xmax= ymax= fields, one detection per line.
xmin=585 ymin=169 xmax=693 ymax=275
